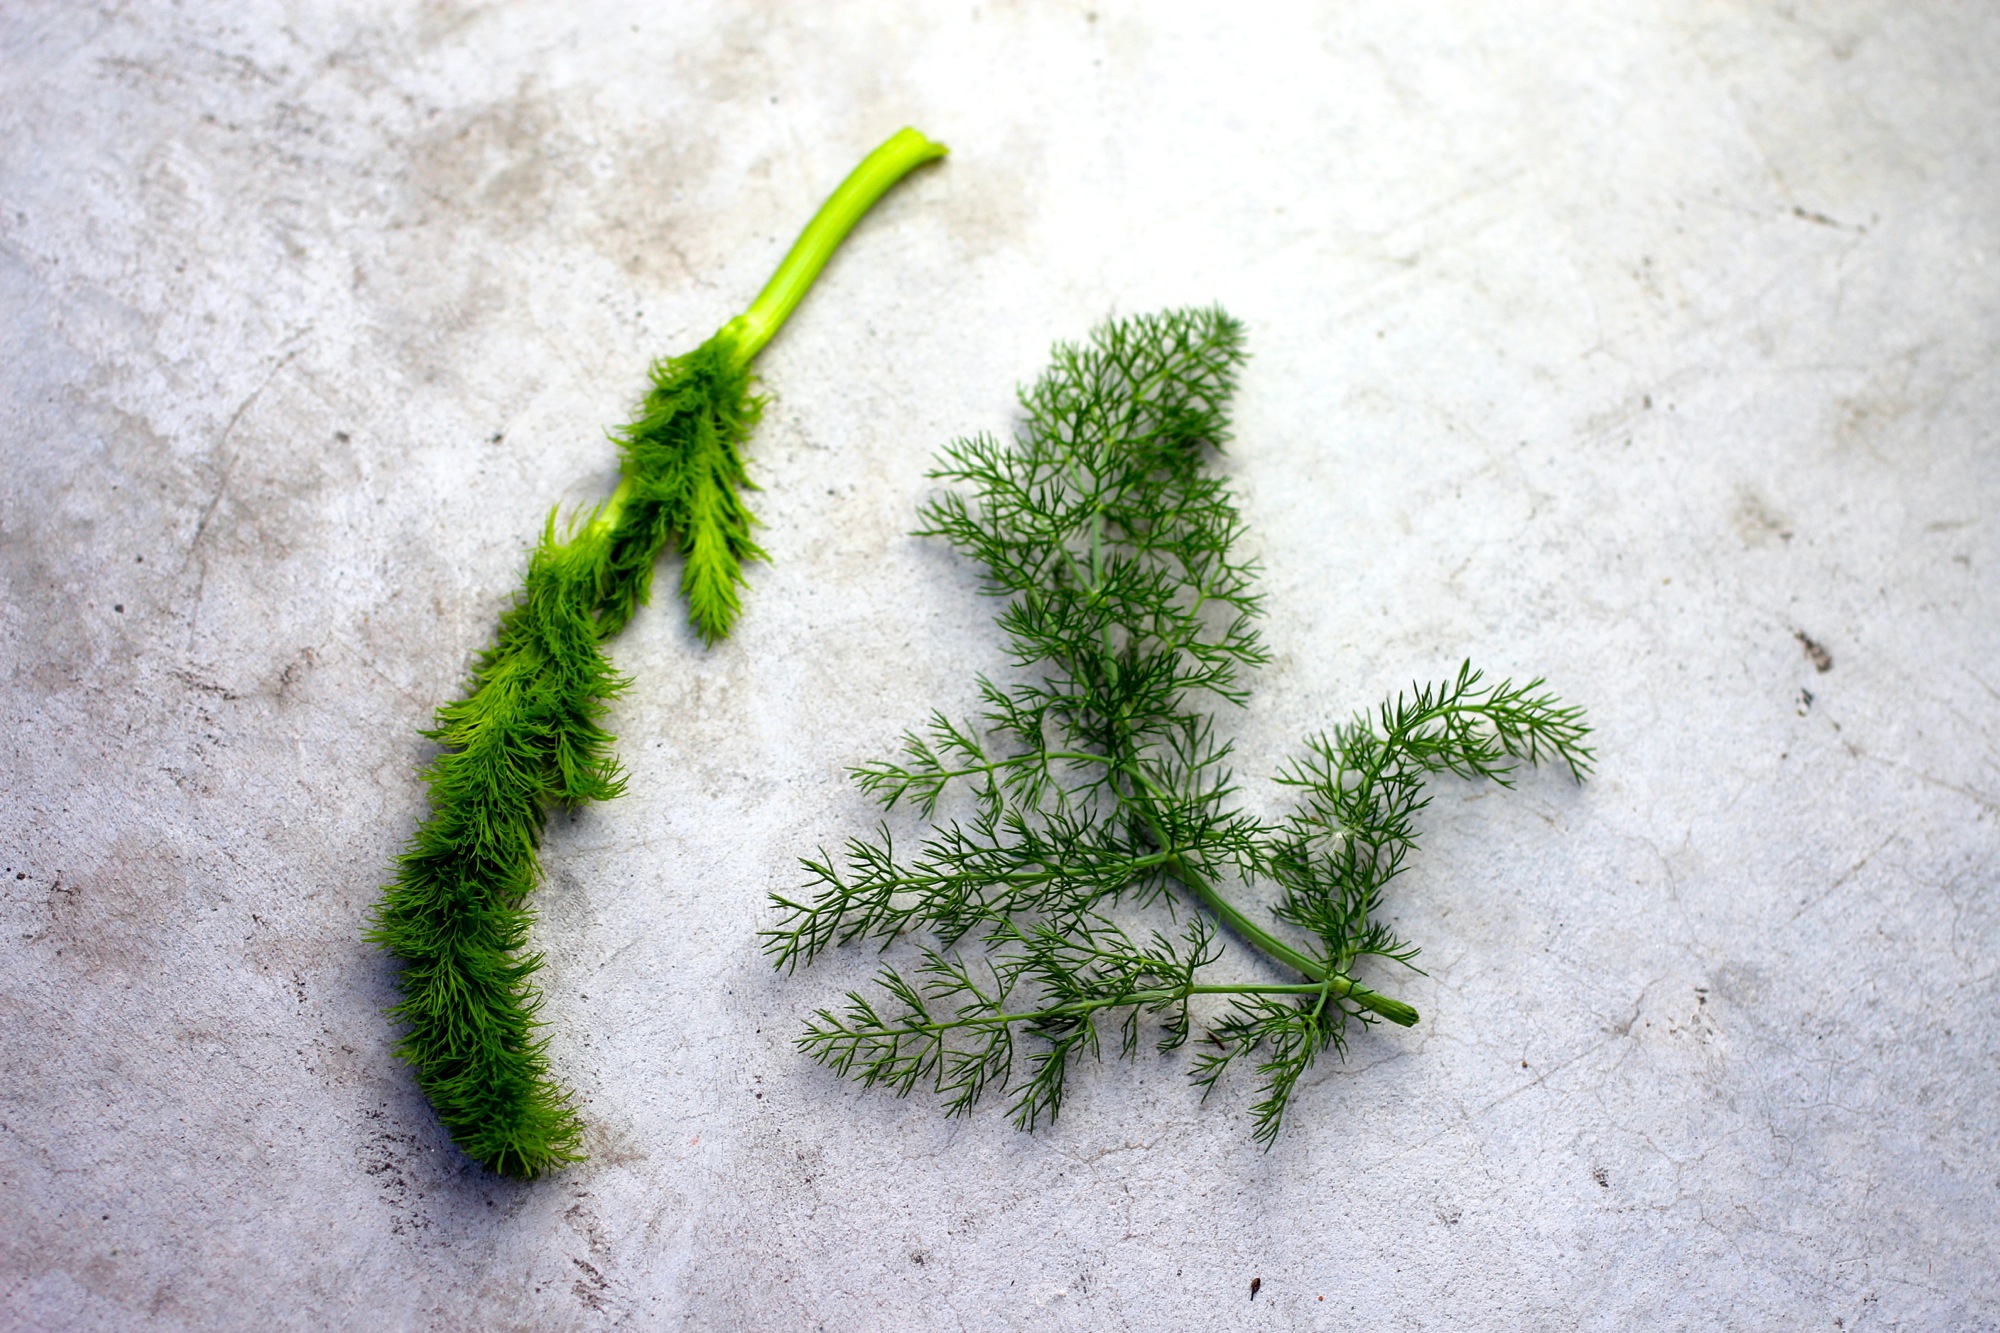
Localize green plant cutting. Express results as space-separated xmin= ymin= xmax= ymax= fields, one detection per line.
xmin=369 ymin=129 xmax=948 ymax=1178
xmin=767 ymin=307 xmax=1591 ymax=1143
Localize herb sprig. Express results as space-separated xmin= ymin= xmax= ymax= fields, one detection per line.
xmin=368 ymin=129 xmax=947 ymax=1178
xmin=767 ymin=307 xmax=1589 ymax=1143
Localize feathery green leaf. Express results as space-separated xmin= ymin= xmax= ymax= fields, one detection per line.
xmin=369 ymin=129 xmax=947 ymax=1177
xmin=769 ymin=307 xmax=1591 ymax=1145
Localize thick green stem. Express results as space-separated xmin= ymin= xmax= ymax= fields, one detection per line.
xmin=1114 ymin=765 xmax=1419 ymax=1028
xmin=1166 ymin=849 xmax=1418 ymax=1027
xmin=592 ymin=128 xmax=946 ymax=540
xmin=723 ymin=127 xmax=949 ymax=364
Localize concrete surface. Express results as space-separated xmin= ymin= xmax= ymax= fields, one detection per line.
xmin=3 ymin=3 xmax=1997 ymax=1329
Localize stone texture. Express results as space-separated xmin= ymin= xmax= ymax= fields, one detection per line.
xmin=2 ymin=3 xmax=1996 ymax=1329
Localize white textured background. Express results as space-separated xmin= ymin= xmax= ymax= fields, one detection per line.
xmin=3 ymin=3 xmax=1997 ymax=1329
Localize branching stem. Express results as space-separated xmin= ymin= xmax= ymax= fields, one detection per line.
xmin=1112 ymin=762 xmax=1419 ymax=1027
xmin=863 ymin=847 xmax=1183 ymax=896
xmin=854 ymin=982 xmax=1340 ymax=1038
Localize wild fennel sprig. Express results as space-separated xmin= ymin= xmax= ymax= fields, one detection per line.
xmin=766 ymin=307 xmax=1591 ymax=1144
xmin=368 ymin=129 xmax=947 ymax=1178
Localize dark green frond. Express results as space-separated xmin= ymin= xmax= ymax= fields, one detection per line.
xmin=773 ymin=307 xmax=1590 ymax=1144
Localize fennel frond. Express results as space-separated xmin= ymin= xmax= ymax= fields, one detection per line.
xmin=369 ymin=129 xmax=947 ymax=1178
xmin=768 ymin=307 xmax=1590 ymax=1144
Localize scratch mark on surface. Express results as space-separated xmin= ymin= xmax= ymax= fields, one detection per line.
xmin=1850 ymin=750 xmax=1998 ymax=813
xmin=183 ymin=342 xmax=307 ymax=647
xmin=1353 ymin=1023 xmax=1638 ymax=1177
xmin=1791 ymin=204 xmax=1864 ymax=232
xmin=1788 ymin=833 xmax=1895 ymax=925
